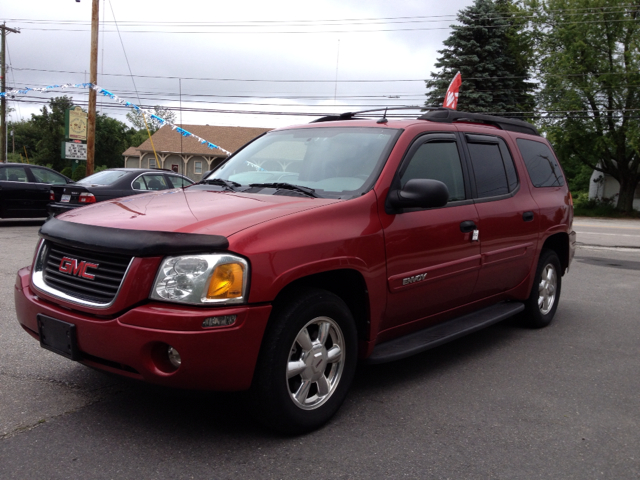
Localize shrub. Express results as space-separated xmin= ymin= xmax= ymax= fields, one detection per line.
xmin=573 ymin=192 xmax=639 ymax=218
xmin=72 ymin=164 xmax=86 ymax=182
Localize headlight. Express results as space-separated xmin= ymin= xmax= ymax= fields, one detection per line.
xmin=150 ymin=254 xmax=249 ymax=305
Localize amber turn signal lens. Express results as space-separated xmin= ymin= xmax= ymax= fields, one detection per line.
xmin=206 ymin=263 xmax=244 ymax=299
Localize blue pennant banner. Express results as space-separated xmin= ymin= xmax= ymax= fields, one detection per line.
xmin=1 ymin=83 xmax=232 ymax=156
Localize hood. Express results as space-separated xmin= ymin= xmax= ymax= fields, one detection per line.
xmin=56 ymin=188 xmax=339 ymax=237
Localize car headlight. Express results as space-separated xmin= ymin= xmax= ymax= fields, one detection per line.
xmin=150 ymin=254 xmax=249 ymax=305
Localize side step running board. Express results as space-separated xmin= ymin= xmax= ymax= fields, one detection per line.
xmin=367 ymin=302 xmax=525 ymax=364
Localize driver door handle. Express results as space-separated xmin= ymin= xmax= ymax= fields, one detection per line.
xmin=460 ymin=220 xmax=477 ymax=233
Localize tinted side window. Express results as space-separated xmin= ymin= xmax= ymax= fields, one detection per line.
xmin=31 ymin=167 xmax=68 ymax=185
xmin=167 ymin=175 xmax=193 ymax=188
xmin=1 ymin=166 xmax=29 ymax=183
xmin=467 ymin=142 xmax=510 ymax=198
xmin=400 ymin=141 xmax=466 ymax=201
xmin=517 ymin=139 xmax=565 ymax=187
xmin=141 ymin=174 xmax=170 ymax=190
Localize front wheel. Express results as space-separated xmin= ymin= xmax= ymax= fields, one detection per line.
xmin=250 ymin=288 xmax=357 ymax=434
xmin=524 ymin=249 xmax=562 ymax=328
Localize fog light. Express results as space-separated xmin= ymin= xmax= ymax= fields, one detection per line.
xmin=167 ymin=346 xmax=181 ymax=368
xmin=202 ymin=315 xmax=236 ymax=328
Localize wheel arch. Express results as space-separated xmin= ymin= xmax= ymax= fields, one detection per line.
xmin=271 ymin=269 xmax=371 ymax=343
xmin=541 ymin=232 xmax=570 ymax=274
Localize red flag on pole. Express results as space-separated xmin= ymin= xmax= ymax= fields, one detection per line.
xmin=443 ymin=72 xmax=462 ymax=110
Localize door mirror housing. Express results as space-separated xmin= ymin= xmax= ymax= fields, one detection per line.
xmin=386 ymin=179 xmax=449 ymax=212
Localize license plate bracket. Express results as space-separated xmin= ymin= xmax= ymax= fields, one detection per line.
xmin=37 ymin=314 xmax=81 ymax=360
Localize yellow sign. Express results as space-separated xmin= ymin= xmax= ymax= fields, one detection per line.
xmin=67 ymin=107 xmax=87 ymax=141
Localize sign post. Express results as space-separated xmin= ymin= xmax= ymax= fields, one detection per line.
xmin=65 ymin=106 xmax=88 ymax=141
xmin=63 ymin=107 xmax=88 ymax=176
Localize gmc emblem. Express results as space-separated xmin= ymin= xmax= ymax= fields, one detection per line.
xmin=59 ymin=257 xmax=99 ymax=280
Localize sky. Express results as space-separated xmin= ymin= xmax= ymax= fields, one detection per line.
xmin=2 ymin=0 xmax=476 ymax=130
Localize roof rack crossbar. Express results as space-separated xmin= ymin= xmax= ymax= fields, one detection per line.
xmin=419 ymin=108 xmax=539 ymax=136
xmin=311 ymin=106 xmax=435 ymax=123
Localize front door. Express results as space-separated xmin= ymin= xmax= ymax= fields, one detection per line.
xmin=379 ymin=134 xmax=481 ymax=334
xmin=0 ymin=165 xmax=48 ymax=218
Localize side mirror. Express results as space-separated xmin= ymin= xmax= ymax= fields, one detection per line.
xmin=386 ymin=179 xmax=449 ymax=212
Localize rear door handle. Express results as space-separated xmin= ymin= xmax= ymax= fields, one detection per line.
xmin=460 ymin=220 xmax=477 ymax=233
xmin=523 ymin=211 xmax=534 ymax=222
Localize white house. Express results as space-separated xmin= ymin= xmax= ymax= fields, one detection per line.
xmin=588 ymin=167 xmax=640 ymax=210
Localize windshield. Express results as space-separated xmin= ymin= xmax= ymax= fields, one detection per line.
xmin=76 ymin=170 xmax=128 ymax=186
xmin=208 ymin=127 xmax=400 ymax=199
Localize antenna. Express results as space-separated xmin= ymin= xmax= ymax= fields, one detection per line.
xmin=377 ymin=108 xmax=388 ymax=124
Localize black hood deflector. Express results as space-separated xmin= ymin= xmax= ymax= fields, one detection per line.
xmin=40 ymin=217 xmax=229 ymax=256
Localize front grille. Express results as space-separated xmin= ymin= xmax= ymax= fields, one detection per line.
xmin=42 ymin=242 xmax=133 ymax=304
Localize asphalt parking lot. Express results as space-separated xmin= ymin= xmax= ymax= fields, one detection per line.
xmin=0 ymin=217 xmax=639 ymax=479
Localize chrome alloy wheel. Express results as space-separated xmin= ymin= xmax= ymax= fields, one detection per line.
xmin=538 ymin=262 xmax=557 ymax=315
xmin=286 ymin=316 xmax=345 ymax=410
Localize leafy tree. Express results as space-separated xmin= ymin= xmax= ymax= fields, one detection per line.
xmin=29 ymin=96 xmax=75 ymax=171
xmin=95 ymin=113 xmax=138 ymax=169
xmin=425 ymin=0 xmax=536 ymax=116
xmin=527 ymin=0 xmax=640 ymax=212
xmin=11 ymin=96 xmax=142 ymax=173
xmin=126 ymin=105 xmax=176 ymax=133
xmin=7 ymin=119 xmax=40 ymax=162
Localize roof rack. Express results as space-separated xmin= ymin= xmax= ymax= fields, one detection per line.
xmin=310 ymin=106 xmax=539 ymax=136
xmin=418 ymin=108 xmax=539 ymax=136
xmin=311 ymin=106 xmax=428 ymax=123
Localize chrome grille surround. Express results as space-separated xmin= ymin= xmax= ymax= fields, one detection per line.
xmin=32 ymin=239 xmax=134 ymax=309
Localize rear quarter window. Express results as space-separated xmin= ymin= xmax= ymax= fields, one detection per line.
xmin=516 ymin=139 xmax=565 ymax=187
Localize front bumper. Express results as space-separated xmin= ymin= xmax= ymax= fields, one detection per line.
xmin=15 ymin=266 xmax=272 ymax=391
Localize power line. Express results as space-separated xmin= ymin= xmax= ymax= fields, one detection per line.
xmin=4 ymin=5 xmax=640 ymax=27
xmin=11 ymin=95 xmax=640 ymax=119
xmin=11 ymin=16 xmax=640 ymax=34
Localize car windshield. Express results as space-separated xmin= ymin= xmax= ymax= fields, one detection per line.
xmin=208 ymin=127 xmax=400 ymax=199
xmin=76 ymin=170 xmax=128 ymax=186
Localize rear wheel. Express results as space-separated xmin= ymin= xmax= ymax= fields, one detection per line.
xmin=524 ymin=249 xmax=562 ymax=328
xmin=250 ymin=288 xmax=357 ymax=434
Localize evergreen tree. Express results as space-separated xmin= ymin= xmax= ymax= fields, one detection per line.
xmin=425 ymin=0 xmax=535 ymax=117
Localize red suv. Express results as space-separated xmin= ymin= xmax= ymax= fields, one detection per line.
xmin=14 ymin=109 xmax=576 ymax=433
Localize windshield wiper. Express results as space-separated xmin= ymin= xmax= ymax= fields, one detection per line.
xmin=202 ymin=178 xmax=241 ymax=190
xmin=249 ymin=182 xmax=318 ymax=198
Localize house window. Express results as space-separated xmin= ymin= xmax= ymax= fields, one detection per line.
xmin=149 ymin=157 xmax=157 ymax=169
xmin=195 ymin=161 xmax=202 ymax=174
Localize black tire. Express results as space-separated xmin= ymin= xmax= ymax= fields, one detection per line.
xmin=524 ymin=249 xmax=562 ymax=328
xmin=250 ymin=288 xmax=358 ymax=434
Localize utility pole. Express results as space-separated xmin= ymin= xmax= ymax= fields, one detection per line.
xmin=1 ymin=23 xmax=20 ymax=164
xmin=85 ymin=0 xmax=99 ymax=176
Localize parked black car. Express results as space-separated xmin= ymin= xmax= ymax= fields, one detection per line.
xmin=0 ymin=163 xmax=72 ymax=219
xmin=48 ymin=168 xmax=195 ymax=215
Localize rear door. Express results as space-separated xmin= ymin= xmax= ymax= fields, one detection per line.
xmin=136 ymin=173 xmax=172 ymax=191
xmin=380 ymin=133 xmax=481 ymax=332
xmin=463 ymin=133 xmax=539 ymax=299
xmin=29 ymin=166 xmax=70 ymax=213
